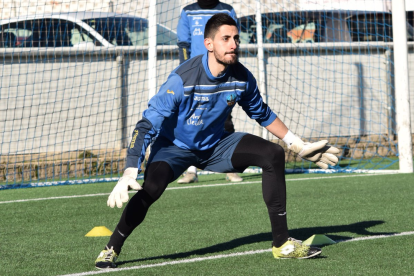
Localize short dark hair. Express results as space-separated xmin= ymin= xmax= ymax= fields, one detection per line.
xmin=204 ymin=13 xmax=237 ymax=39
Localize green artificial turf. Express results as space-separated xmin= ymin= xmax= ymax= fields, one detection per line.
xmin=0 ymin=172 xmax=413 ymax=276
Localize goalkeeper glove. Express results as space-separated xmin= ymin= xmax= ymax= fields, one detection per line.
xmin=107 ymin=168 xmax=142 ymax=208
xmin=284 ymin=132 xmax=340 ymax=169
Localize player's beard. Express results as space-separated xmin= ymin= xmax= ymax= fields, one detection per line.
xmin=214 ymin=50 xmax=239 ymax=66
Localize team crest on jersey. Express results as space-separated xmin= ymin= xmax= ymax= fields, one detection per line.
xmin=226 ymin=93 xmax=236 ymax=106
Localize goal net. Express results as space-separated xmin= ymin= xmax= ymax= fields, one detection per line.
xmin=0 ymin=0 xmax=413 ymax=189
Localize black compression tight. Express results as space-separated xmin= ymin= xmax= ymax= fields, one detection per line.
xmin=231 ymin=134 xmax=289 ymax=247
xmin=106 ymin=161 xmax=174 ymax=254
xmin=107 ymin=134 xmax=289 ymax=253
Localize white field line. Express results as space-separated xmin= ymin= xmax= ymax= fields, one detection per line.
xmin=0 ymin=172 xmax=399 ymax=205
xmin=336 ymin=231 xmax=414 ymax=243
xmin=59 ymin=231 xmax=414 ymax=276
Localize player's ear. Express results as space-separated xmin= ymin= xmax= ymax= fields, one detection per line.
xmin=204 ymin=37 xmax=213 ymax=52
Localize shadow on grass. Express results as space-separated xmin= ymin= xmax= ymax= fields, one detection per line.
xmin=117 ymin=220 xmax=395 ymax=266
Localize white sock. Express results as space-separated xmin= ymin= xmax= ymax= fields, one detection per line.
xmin=187 ymin=166 xmax=197 ymax=174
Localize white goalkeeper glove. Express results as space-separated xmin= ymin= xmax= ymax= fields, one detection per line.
xmin=284 ymin=131 xmax=340 ymax=169
xmin=107 ymin=167 xmax=142 ymax=208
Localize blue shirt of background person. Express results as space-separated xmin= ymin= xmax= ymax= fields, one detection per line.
xmin=177 ymin=0 xmax=239 ymax=64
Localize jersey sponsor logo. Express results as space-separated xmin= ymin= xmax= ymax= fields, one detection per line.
xmin=187 ymin=114 xmax=204 ymax=126
xmin=167 ymin=89 xmax=175 ymax=95
xmin=193 ymin=28 xmax=203 ymax=36
xmin=194 ymin=96 xmax=209 ymax=101
xmin=226 ymin=93 xmax=236 ymax=106
xmin=130 ymin=130 xmax=139 ymax=149
xmin=192 ymin=16 xmax=202 ymax=20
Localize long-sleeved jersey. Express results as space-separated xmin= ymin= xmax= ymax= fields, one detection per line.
xmin=126 ymin=53 xmax=277 ymax=170
xmin=176 ymin=2 xmax=239 ymax=63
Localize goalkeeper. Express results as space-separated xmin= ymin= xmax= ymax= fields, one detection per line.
xmin=95 ymin=13 xmax=340 ymax=269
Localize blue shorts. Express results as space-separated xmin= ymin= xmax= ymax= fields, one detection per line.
xmin=148 ymin=132 xmax=248 ymax=180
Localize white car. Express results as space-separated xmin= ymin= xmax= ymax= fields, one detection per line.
xmin=0 ymin=12 xmax=177 ymax=48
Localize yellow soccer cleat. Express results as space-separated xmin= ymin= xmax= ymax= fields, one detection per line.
xmin=95 ymin=246 xmax=118 ymax=269
xmin=272 ymin=237 xmax=322 ymax=259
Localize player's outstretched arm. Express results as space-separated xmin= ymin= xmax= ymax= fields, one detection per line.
xmin=265 ymin=118 xmax=340 ymax=169
xmin=107 ymin=168 xmax=142 ymax=208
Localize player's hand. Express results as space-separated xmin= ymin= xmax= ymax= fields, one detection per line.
xmin=289 ymin=137 xmax=341 ymax=169
xmin=107 ymin=168 xmax=142 ymax=208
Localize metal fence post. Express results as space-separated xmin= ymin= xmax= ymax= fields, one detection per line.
xmin=116 ymin=54 xmax=128 ymax=148
xmin=109 ymin=1 xmax=114 ymax=12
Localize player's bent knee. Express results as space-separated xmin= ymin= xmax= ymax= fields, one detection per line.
xmin=263 ymin=143 xmax=285 ymax=165
xmin=142 ymin=161 xmax=174 ymax=201
xmin=143 ymin=183 xmax=167 ymax=202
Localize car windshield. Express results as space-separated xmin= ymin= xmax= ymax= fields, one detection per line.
xmin=0 ymin=18 xmax=103 ymax=47
xmin=240 ymin=12 xmax=325 ymax=44
xmin=346 ymin=12 xmax=414 ymax=42
xmin=82 ymin=17 xmax=177 ymax=46
xmin=240 ymin=11 xmax=414 ymax=44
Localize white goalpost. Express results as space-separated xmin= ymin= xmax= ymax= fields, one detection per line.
xmin=392 ymin=0 xmax=413 ymax=173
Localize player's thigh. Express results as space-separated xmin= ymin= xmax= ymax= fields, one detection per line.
xmin=143 ymin=161 xmax=175 ymax=201
xmin=231 ymin=134 xmax=285 ymax=171
xmin=148 ymin=136 xmax=196 ymax=180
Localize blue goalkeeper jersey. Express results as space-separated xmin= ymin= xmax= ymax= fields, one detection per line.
xmin=176 ymin=2 xmax=239 ymax=63
xmin=126 ymin=53 xmax=277 ymax=170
